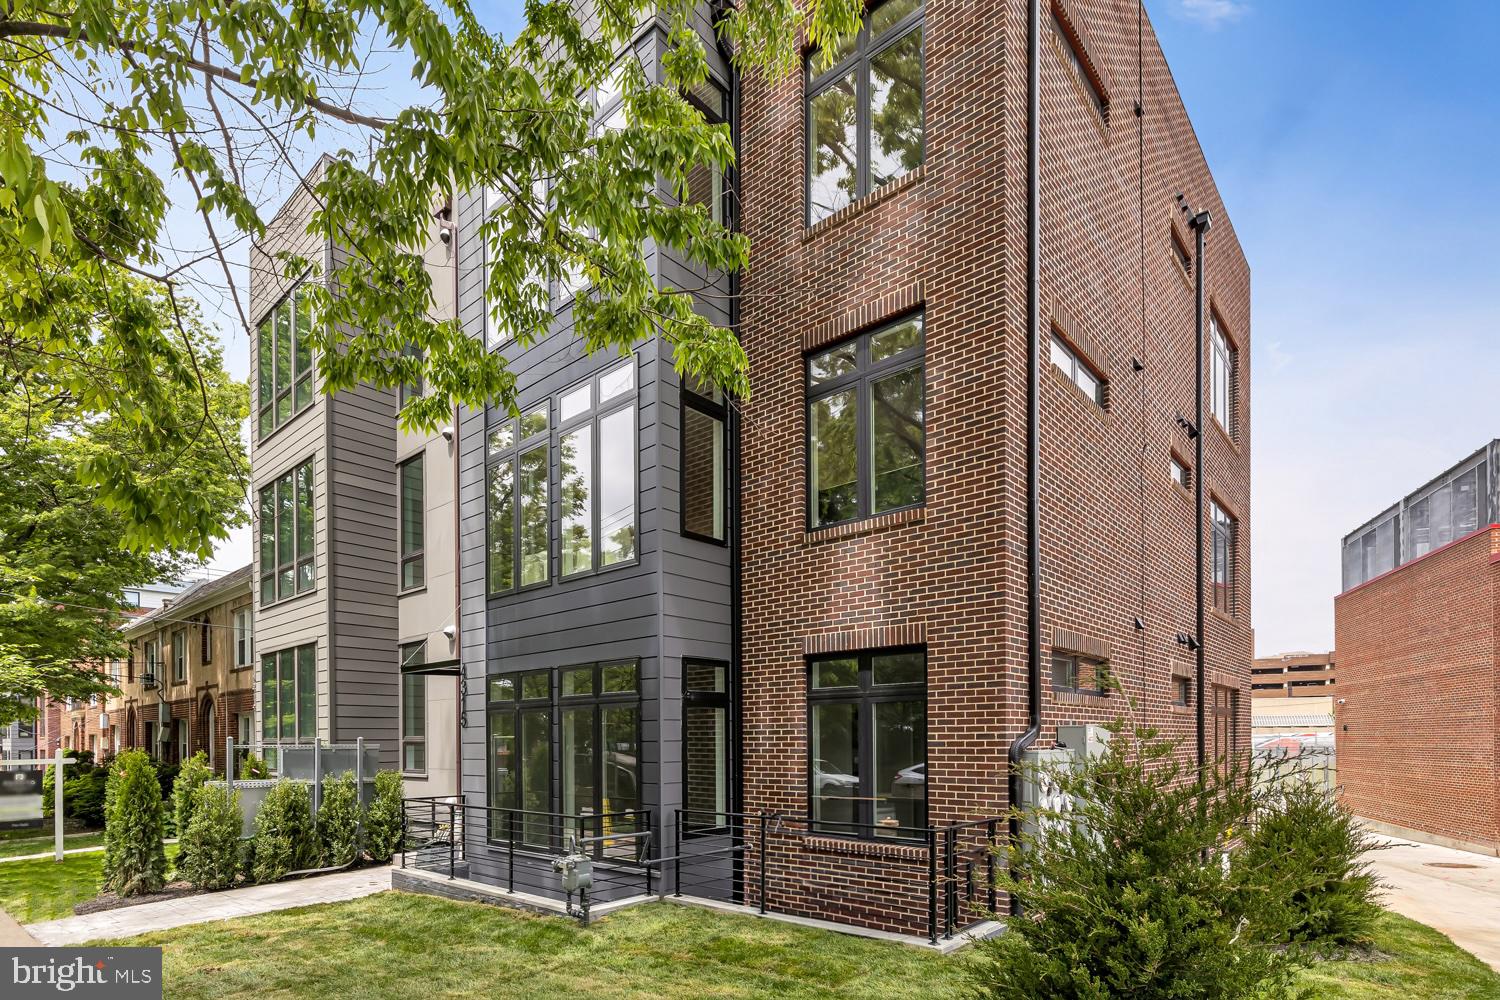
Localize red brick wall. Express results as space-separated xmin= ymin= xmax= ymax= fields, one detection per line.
xmin=735 ymin=0 xmax=1252 ymax=934
xmin=1334 ymin=526 xmax=1499 ymax=851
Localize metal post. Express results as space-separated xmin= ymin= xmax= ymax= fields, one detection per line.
xmin=507 ymin=811 xmax=515 ymax=893
xmin=987 ymin=819 xmax=998 ymax=916
xmin=944 ymin=828 xmax=956 ymax=939
xmin=311 ymin=738 xmax=321 ymax=830
xmin=927 ymin=826 xmax=939 ymax=945
xmin=674 ymin=810 xmax=683 ymax=898
xmin=355 ymin=736 xmax=366 ymax=846
xmin=226 ymin=736 xmax=236 ymax=791
xmin=448 ymin=801 xmax=456 ymax=880
xmin=53 ymin=748 xmax=65 ymax=862
xmin=757 ymin=813 xmax=768 ymax=915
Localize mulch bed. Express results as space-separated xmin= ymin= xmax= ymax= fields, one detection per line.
xmin=74 ymin=882 xmax=207 ymax=916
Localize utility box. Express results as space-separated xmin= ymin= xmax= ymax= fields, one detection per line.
xmin=553 ymin=852 xmax=593 ymax=893
xmin=1017 ymin=724 xmax=1112 ymax=837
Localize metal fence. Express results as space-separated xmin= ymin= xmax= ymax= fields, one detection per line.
xmin=1253 ymin=746 xmax=1337 ymax=795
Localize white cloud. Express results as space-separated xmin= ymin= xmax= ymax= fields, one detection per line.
xmin=1177 ymin=0 xmax=1250 ymax=28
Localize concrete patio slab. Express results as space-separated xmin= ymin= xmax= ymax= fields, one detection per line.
xmin=1369 ymin=835 xmax=1500 ymax=971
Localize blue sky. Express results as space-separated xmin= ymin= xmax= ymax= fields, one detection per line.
xmin=204 ymin=1 xmax=1499 ymax=654
xmin=1152 ymin=0 xmax=1500 ymax=653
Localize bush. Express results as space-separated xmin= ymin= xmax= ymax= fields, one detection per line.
xmin=238 ymin=753 xmax=271 ymax=780
xmin=1244 ymin=776 xmax=1384 ymax=950
xmin=969 ymin=724 xmax=1305 ymax=1000
xmin=364 ymin=771 xmax=404 ymax=863
xmin=101 ymin=750 xmax=168 ymax=897
xmin=250 ymin=779 xmax=316 ymax=884
xmin=62 ymin=767 xmax=109 ymax=828
xmin=172 ymin=753 xmax=214 ymax=872
xmin=317 ymin=771 xmax=363 ymax=867
xmin=152 ymin=758 xmax=181 ymax=801
xmin=179 ymin=784 xmax=243 ymax=891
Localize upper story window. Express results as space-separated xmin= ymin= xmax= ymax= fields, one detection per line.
xmin=1170 ymin=454 xmax=1191 ymax=490
xmin=1209 ymin=314 xmax=1235 ymax=435
xmin=398 ymin=344 xmax=423 ymax=412
xmin=483 ymin=178 xmax=549 ymax=351
xmin=806 ymin=0 xmax=925 ymax=225
xmin=487 ymin=404 xmax=551 ymax=593
xmin=681 ymin=377 xmax=727 ymax=544
xmin=683 ymin=80 xmax=730 ymax=227
xmin=172 ymin=625 xmax=187 ymax=682
xmin=1050 ymin=5 xmax=1109 ymax=124
xmin=1211 ymin=499 xmax=1236 ymax=615
xmin=1049 ymin=332 xmax=1103 ymax=406
xmin=807 ymin=314 xmax=925 ymax=528
xmin=807 ymin=648 xmax=926 ymax=839
xmin=199 ymin=616 xmax=212 ymax=666
xmin=259 ymin=459 xmax=316 ymax=606
xmin=256 ymin=282 xmax=315 ymax=438
xmin=144 ymin=638 xmax=159 ymax=679
xmin=233 ymin=608 xmax=253 ymax=668
xmin=122 ymin=590 xmax=141 ymax=608
xmin=399 ymin=454 xmax=425 ymax=592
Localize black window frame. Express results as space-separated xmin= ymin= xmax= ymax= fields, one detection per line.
xmin=682 ymin=658 xmax=733 ymax=836
xmin=556 ymin=359 xmax=639 ymax=580
xmin=805 ymin=313 xmax=926 ymax=530
xmin=804 ymin=0 xmax=927 ymax=226
xmin=398 ymin=452 xmax=426 ymax=593
xmin=258 ymin=458 xmax=316 ymax=607
xmin=486 ymin=401 xmax=552 ymax=596
xmin=400 ymin=641 xmax=427 ymax=776
xmin=255 ymin=278 xmax=316 ymax=439
xmin=679 ymin=379 xmax=728 ymax=545
xmin=805 ymin=647 xmax=927 ymax=841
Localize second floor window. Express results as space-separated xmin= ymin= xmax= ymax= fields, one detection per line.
xmin=233 ymin=608 xmax=253 ymax=667
xmin=399 ymin=454 xmax=425 ymax=592
xmin=488 ymin=405 xmax=551 ymax=593
xmin=171 ymin=628 xmax=187 ymax=683
xmin=1211 ymin=499 xmax=1236 ymax=615
xmin=256 ymin=282 xmax=315 ymax=437
xmin=681 ymin=377 xmax=727 ymax=543
xmin=806 ymin=0 xmax=925 ymax=224
xmin=1049 ymin=333 xmax=1103 ymax=405
xmin=1210 ymin=314 xmax=1235 ymax=434
xmin=259 ymin=459 xmax=316 ymax=605
xmin=807 ymin=314 xmax=925 ymax=528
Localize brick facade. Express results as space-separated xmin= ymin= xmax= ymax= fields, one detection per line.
xmin=1335 ymin=525 xmax=1500 ymax=854
xmin=735 ymin=0 xmax=1251 ymax=933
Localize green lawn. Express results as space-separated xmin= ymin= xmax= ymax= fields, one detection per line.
xmin=0 ymin=842 xmax=179 ymax=923
xmin=88 ymin=891 xmax=1500 ymax=1000
xmin=0 ymin=829 xmax=107 ymax=859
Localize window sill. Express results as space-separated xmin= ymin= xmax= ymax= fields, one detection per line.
xmin=1210 ymin=416 xmax=1240 ymax=454
xmin=1052 ymin=689 xmax=1111 ymax=708
xmin=801 ymin=833 xmax=928 ymax=861
xmin=801 ymin=165 xmax=927 ymax=242
xmin=1209 ymin=607 xmax=1238 ymax=627
xmin=254 ymin=403 xmax=317 ymax=450
xmin=399 ymin=585 xmax=428 ymax=598
xmin=1049 ymin=364 xmax=1108 ymax=412
xmin=805 ymin=506 xmax=925 ymax=545
xmin=259 ymin=587 xmax=319 ymax=612
xmin=1170 ymin=704 xmax=1195 ymax=716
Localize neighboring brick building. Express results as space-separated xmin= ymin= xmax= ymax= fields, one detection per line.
xmin=1336 ymin=443 xmax=1500 ymax=855
xmin=1252 ymin=651 xmax=1335 ymax=698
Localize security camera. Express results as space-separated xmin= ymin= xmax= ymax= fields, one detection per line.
xmin=441 ymin=624 xmax=456 ymax=640
xmin=439 ymin=227 xmax=453 ymax=246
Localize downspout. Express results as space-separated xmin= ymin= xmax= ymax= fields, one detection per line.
xmin=1005 ymin=0 xmax=1043 ymax=915
xmin=1186 ymin=202 xmax=1211 ymax=769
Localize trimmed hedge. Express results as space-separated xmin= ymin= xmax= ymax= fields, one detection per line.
xmin=172 ymin=752 xmax=214 ymax=873
xmin=317 ymin=771 xmax=362 ymax=867
xmin=250 ymin=779 xmax=316 ymax=884
xmin=365 ymin=771 xmax=404 ymax=863
xmin=180 ymin=784 xmax=243 ymax=891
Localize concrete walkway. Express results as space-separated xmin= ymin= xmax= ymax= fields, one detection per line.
xmin=1369 ymin=835 xmax=1500 ymax=971
xmin=25 ymin=867 xmax=391 ymax=945
xmin=0 ymin=907 xmax=39 ymax=946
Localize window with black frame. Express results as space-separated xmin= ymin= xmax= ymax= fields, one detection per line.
xmin=486 ymin=670 xmax=552 ymax=846
xmin=558 ymin=360 xmax=638 ymax=577
xmin=806 ymin=0 xmax=925 ymax=224
xmin=1051 ymin=652 xmax=1105 ymax=695
xmin=487 ymin=403 xmax=551 ymax=593
xmin=681 ymin=377 xmax=727 ymax=543
xmin=807 ymin=649 xmax=926 ymax=838
xmin=399 ymin=454 xmax=425 ymax=592
xmin=1211 ymin=500 xmax=1236 ymax=615
xmin=807 ymin=314 xmax=925 ymax=528
xmin=683 ymin=660 xmax=731 ymax=834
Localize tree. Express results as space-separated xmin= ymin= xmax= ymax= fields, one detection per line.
xmin=180 ymin=783 xmax=243 ymax=891
xmin=101 ymin=749 xmax=169 ymax=897
xmin=172 ymin=751 xmax=214 ymax=869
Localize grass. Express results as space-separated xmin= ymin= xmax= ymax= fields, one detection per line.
xmin=88 ymin=891 xmax=1500 ymax=1000
xmin=1297 ymin=911 xmax=1500 ymax=999
xmin=0 ymin=841 xmax=179 ymax=923
xmin=0 ymin=829 xmax=107 ymax=859
xmin=103 ymin=892 xmax=975 ymax=999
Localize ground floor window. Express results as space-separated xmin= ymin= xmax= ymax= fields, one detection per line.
xmin=401 ymin=642 xmax=427 ymax=774
xmin=807 ymin=648 xmax=926 ymax=838
xmin=683 ymin=660 xmax=730 ymax=834
xmin=261 ymin=643 xmax=316 ymax=767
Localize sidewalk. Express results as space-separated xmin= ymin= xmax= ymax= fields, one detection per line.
xmin=0 ymin=907 xmax=39 ymax=946
xmin=25 ymin=867 xmax=391 ymax=945
xmin=1368 ymin=835 xmax=1500 ymax=971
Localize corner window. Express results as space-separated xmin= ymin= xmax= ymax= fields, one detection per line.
xmin=259 ymin=459 xmax=316 ymax=605
xmin=261 ymin=643 xmax=316 ymax=758
xmin=256 ymin=282 xmax=315 ymax=437
xmin=806 ymin=0 xmax=925 ymax=224
xmin=399 ymin=454 xmax=425 ymax=592
xmin=1210 ymin=314 xmax=1235 ymax=434
xmin=401 ymin=642 xmax=427 ymax=774
xmin=1049 ymin=333 xmax=1103 ymax=405
xmin=1211 ymin=500 xmax=1236 ymax=615
xmin=807 ymin=314 xmax=925 ymax=528
xmin=681 ymin=378 xmax=727 ymax=543
xmin=807 ymin=648 xmax=926 ymax=838
xmin=1051 ymin=652 xmax=1105 ymax=694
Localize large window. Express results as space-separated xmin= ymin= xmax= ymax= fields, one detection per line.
xmin=256 ymin=282 xmax=315 ymax=437
xmin=681 ymin=378 xmax=726 ymax=543
xmin=259 ymin=459 xmax=316 ymax=605
xmin=1408 ymin=465 xmax=1482 ymax=559
xmin=1210 ymin=314 xmax=1235 ymax=434
xmin=1211 ymin=499 xmax=1236 ymax=615
xmin=806 ymin=0 xmax=925 ymax=224
xmin=401 ymin=642 xmax=427 ymax=774
xmin=807 ymin=314 xmax=925 ymax=528
xmin=399 ymin=454 xmax=425 ymax=592
xmin=486 ymin=662 xmax=642 ymax=852
xmin=807 ymin=649 xmax=926 ymax=838
xmin=260 ymin=643 xmax=316 ymax=766
xmin=684 ymin=660 xmax=731 ymax=833
xmin=488 ymin=404 xmax=551 ymax=592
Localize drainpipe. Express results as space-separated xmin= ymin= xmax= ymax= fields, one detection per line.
xmin=1005 ymin=0 xmax=1043 ymax=916
xmin=1181 ymin=197 xmax=1212 ymax=770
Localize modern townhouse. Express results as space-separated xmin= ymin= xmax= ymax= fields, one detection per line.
xmin=419 ymin=0 xmax=1251 ymax=941
xmin=248 ymin=159 xmax=460 ymax=795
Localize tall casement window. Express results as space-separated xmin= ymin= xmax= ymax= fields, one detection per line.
xmin=1211 ymin=499 xmax=1236 ymax=615
xmin=807 ymin=649 xmax=926 ymax=838
xmin=807 ymin=314 xmax=925 ymax=528
xmin=806 ymin=0 xmax=925 ymax=224
xmin=683 ymin=660 xmax=731 ymax=833
xmin=259 ymin=459 xmax=315 ymax=605
xmin=1209 ymin=314 xmax=1235 ymax=434
xmin=400 ymin=641 xmax=427 ymax=774
xmin=233 ymin=608 xmax=253 ymax=667
xmin=486 ymin=662 xmax=642 ymax=850
xmin=560 ymin=360 xmax=637 ymax=576
xmin=256 ymin=282 xmax=315 ymax=438
xmin=171 ymin=629 xmax=187 ymax=684
xmin=399 ymin=454 xmax=425 ymax=591
xmin=260 ymin=643 xmax=315 ymax=767
xmin=488 ymin=404 xmax=551 ymax=592
xmin=681 ymin=378 xmax=727 ymax=543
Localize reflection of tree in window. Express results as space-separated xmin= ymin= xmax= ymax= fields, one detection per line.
xmin=870 ymin=366 xmax=924 ymax=511
xmin=869 ymin=28 xmax=924 ymax=186
xmin=810 ymin=74 xmax=858 ymax=222
xmin=811 ymin=390 xmax=858 ymax=525
xmin=560 ymin=426 xmax=593 ymax=575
